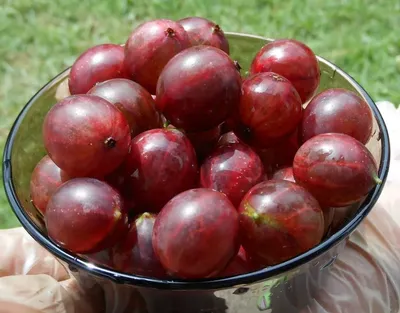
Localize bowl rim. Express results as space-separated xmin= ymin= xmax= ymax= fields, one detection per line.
xmin=2 ymin=32 xmax=391 ymax=290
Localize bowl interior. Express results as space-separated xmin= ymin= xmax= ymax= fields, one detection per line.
xmin=3 ymin=32 xmax=389 ymax=289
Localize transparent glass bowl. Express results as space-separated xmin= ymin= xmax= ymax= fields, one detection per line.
xmin=2 ymin=33 xmax=390 ymax=313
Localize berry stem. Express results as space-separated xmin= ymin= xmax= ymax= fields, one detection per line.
xmin=104 ymin=137 xmax=117 ymax=149
xmin=165 ymin=27 xmax=176 ymax=37
xmin=234 ymin=60 xmax=242 ymax=72
xmin=374 ymin=175 xmax=383 ymax=184
xmin=213 ymin=24 xmax=222 ymax=33
xmin=136 ymin=212 xmax=154 ymax=225
xmin=163 ymin=119 xmax=171 ymax=128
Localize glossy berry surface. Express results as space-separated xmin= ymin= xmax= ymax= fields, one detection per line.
xmin=124 ymin=19 xmax=191 ymax=94
xmin=200 ymin=143 xmax=264 ymax=207
xmin=89 ymin=79 xmax=162 ymax=137
xmin=238 ymin=72 xmax=302 ymax=148
xmin=152 ymin=188 xmax=239 ymax=279
xmin=293 ymin=133 xmax=380 ymax=207
xmin=46 ymin=178 xmax=129 ymax=253
xmin=250 ymin=39 xmax=320 ymax=103
xmin=178 ymin=17 xmax=229 ymax=54
xmin=156 ymin=46 xmax=242 ymax=132
xmin=30 ymin=155 xmax=70 ymax=215
xmin=301 ymin=88 xmax=373 ymax=144
xmin=239 ymin=180 xmax=324 ymax=266
xmin=69 ymin=44 xmax=127 ymax=94
xmin=125 ymin=128 xmax=198 ymax=213
xmin=271 ymin=167 xmax=295 ymax=183
xmin=43 ymin=95 xmax=131 ymax=177
xmin=111 ymin=213 xmax=166 ymax=278
xmin=186 ymin=125 xmax=221 ymax=161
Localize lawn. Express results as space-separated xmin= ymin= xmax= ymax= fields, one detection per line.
xmin=0 ymin=0 xmax=399 ymax=228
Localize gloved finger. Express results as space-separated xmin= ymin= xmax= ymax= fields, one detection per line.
xmin=0 ymin=228 xmax=69 ymax=281
xmin=300 ymin=238 xmax=397 ymax=313
xmin=302 ymin=200 xmax=400 ymax=313
xmin=0 ymin=274 xmax=105 ymax=313
xmin=355 ymin=186 xmax=400 ymax=300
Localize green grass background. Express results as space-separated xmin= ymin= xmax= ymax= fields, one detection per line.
xmin=1 ymin=0 xmax=399 ymax=228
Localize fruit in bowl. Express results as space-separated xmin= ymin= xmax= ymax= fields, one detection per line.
xmin=4 ymin=16 xmax=384 ymax=285
xmin=238 ymin=180 xmax=324 ymax=266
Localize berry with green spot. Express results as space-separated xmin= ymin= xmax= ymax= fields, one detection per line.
xmin=238 ymin=180 xmax=324 ymax=266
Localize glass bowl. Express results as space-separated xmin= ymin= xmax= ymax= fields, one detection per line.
xmin=2 ymin=33 xmax=390 ymax=313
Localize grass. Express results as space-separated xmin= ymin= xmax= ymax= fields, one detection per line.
xmin=0 ymin=0 xmax=399 ymax=228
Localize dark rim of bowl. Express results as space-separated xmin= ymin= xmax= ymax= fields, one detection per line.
xmin=2 ymin=32 xmax=391 ymax=291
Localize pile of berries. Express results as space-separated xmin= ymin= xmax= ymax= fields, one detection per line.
xmin=30 ymin=17 xmax=379 ymax=279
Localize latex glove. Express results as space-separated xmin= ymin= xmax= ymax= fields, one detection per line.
xmin=0 ymin=101 xmax=399 ymax=313
xmin=0 ymin=228 xmax=146 ymax=313
xmin=0 ymin=227 xmax=108 ymax=313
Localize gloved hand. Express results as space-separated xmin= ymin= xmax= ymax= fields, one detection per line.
xmin=0 ymin=101 xmax=399 ymax=313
